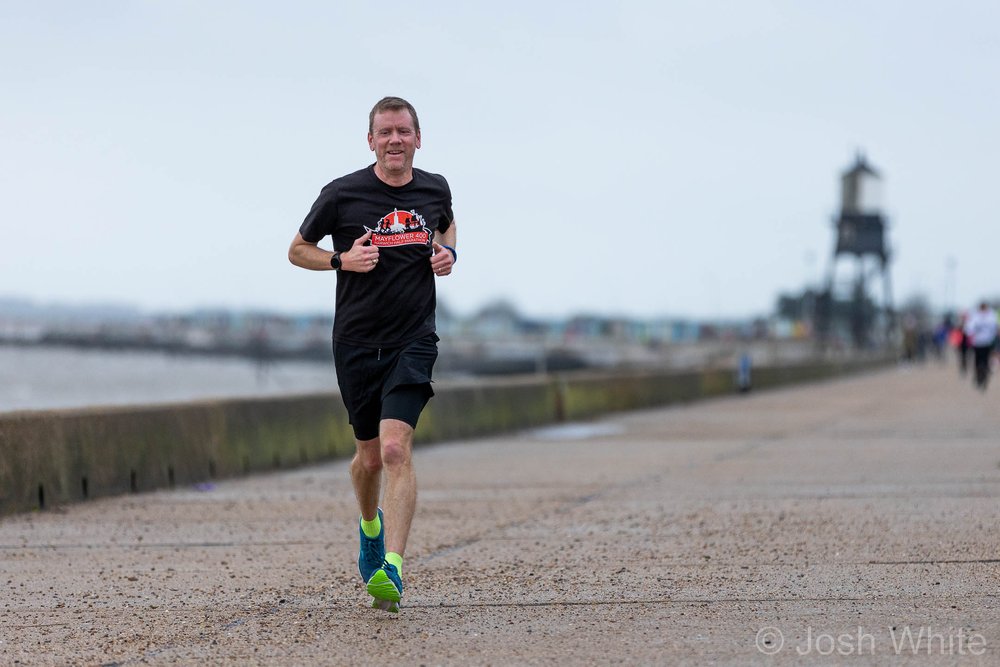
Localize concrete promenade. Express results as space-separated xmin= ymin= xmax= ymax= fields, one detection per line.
xmin=2 ymin=362 xmax=999 ymax=665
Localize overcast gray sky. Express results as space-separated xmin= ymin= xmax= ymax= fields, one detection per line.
xmin=2 ymin=1 xmax=996 ymax=319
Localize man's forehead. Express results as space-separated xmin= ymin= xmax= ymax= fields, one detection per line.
xmin=372 ymin=109 xmax=416 ymax=130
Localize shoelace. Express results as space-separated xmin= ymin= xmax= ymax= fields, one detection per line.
xmin=361 ymin=533 xmax=383 ymax=564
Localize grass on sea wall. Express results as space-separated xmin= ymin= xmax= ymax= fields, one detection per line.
xmin=0 ymin=358 xmax=890 ymax=516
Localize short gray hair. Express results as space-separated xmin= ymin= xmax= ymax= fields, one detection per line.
xmin=369 ymin=96 xmax=420 ymax=134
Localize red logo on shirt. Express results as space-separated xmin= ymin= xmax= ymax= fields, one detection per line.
xmin=366 ymin=209 xmax=431 ymax=248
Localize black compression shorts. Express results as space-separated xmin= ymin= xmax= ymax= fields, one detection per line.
xmin=333 ymin=333 xmax=438 ymax=441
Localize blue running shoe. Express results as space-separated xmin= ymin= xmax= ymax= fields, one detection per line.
xmin=367 ymin=562 xmax=403 ymax=613
xmin=357 ymin=508 xmax=385 ymax=584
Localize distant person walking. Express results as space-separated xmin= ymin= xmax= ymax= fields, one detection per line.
xmin=951 ymin=312 xmax=971 ymax=375
xmin=288 ymin=96 xmax=457 ymax=612
xmin=963 ymin=302 xmax=998 ymax=391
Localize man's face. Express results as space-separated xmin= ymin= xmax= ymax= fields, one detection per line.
xmin=368 ymin=109 xmax=420 ymax=179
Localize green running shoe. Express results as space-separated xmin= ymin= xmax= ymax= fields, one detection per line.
xmin=358 ymin=508 xmax=385 ymax=583
xmin=367 ymin=562 xmax=403 ymax=613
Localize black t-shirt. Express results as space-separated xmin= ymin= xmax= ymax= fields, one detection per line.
xmin=299 ymin=164 xmax=453 ymax=348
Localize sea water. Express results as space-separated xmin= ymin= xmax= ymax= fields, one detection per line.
xmin=0 ymin=345 xmax=338 ymax=413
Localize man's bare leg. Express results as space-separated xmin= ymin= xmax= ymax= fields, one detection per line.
xmin=350 ymin=437 xmax=382 ymax=522
xmin=379 ymin=418 xmax=416 ymax=558
xmin=364 ymin=419 xmax=414 ymax=611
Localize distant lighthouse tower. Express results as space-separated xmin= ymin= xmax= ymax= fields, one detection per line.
xmin=816 ymin=153 xmax=895 ymax=347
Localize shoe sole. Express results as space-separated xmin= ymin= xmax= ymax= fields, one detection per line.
xmin=367 ymin=569 xmax=402 ymax=612
xmin=370 ymin=597 xmax=400 ymax=613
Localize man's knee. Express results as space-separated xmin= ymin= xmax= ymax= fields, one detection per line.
xmin=353 ymin=439 xmax=383 ymax=474
xmin=379 ymin=421 xmax=413 ymax=470
xmin=381 ymin=442 xmax=411 ymax=469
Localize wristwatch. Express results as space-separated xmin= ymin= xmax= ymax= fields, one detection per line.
xmin=330 ymin=251 xmax=342 ymax=270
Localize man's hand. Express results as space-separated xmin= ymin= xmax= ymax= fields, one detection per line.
xmin=341 ymin=231 xmax=380 ymax=272
xmin=430 ymin=242 xmax=454 ymax=277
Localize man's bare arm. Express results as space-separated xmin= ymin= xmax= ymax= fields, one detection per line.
xmin=430 ymin=220 xmax=457 ymax=277
xmin=288 ymin=232 xmax=380 ymax=273
xmin=288 ymin=233 xmax=335 ymax=271
xmin=433 ymin=220 xmax=457 ymax=250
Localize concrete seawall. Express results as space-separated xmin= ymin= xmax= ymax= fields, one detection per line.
xmin=0 ymin=357 xmax=887 ymax=515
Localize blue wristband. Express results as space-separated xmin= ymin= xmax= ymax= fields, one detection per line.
xmin=443 ymin=245 xmax=457 ymax=263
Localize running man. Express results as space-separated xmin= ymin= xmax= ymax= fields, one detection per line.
xmin=288 ymin=96 xmax=457 ymax=611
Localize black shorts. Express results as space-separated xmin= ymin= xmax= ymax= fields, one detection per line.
xmin=333 ymin=333 xmax=438 ymax=441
